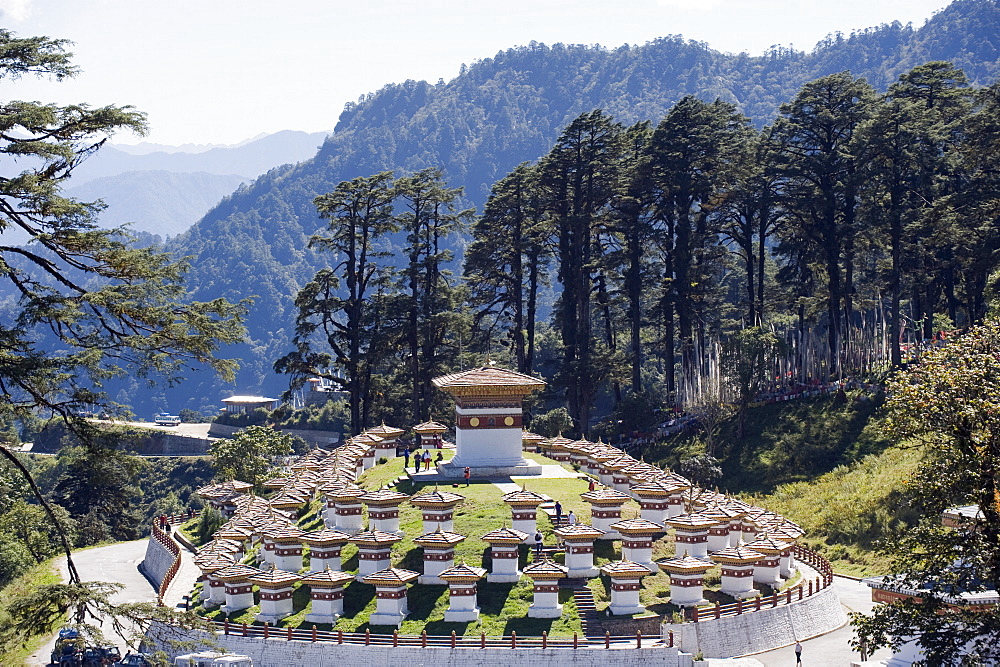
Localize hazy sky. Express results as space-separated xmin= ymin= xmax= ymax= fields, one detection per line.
xmin=0 ymin=0 xmax=949 ymax=147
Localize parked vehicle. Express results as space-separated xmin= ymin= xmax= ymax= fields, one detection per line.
xmin=50 ymin=628 xmax=84 ymax=666
xmin=82 ymin=645 xmax=121 ymax=665
xmin=173 ymin=652 xmax=253 ymax=667
xmin=119 ymin=653 xmax=154 ymax=666
xmin=154 ymin=412 xmax=181 ymax=426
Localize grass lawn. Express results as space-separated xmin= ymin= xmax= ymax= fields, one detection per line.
xmin=193 ymin=448 xmax=834 ymax=634
xmin=0 ymin=557 xmax=62 ymax=664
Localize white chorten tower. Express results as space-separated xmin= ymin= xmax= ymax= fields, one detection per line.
xmin=433 ymin=364 xmax=545 ymax=478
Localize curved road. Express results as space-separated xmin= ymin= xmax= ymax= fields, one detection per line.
xmin=26 ymin=538 xmax=169 ymax=666
xmin=747 ymin=575 xmax=892 ymax=666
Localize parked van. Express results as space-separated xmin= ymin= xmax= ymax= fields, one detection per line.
xmin=173 ymin=652 xmax=253 ymax=667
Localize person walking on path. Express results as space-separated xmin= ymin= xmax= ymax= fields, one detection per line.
xmin=534 ymin=530 xmax=544 ymax=559
xmin=403 ymin=445 xmax=411 ymax=468
xmin=463 ymin=466 xmax=471 ymax=486
xmin=554 ymin=501 xmax=562 ymax=526
xmin=795 ymin=641 xmax=802 ymax=664
xmin=568 ymin=510 xmax=577 ymax=525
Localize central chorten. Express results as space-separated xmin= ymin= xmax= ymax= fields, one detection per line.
xmin=432 ymin=364 xmax=545 ymax=478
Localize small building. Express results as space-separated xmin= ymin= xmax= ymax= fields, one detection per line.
xmin=221 ymin=395 xmax=279 ymax=414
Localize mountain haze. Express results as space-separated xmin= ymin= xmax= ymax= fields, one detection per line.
xmin=71 ymin=130 xmax=330 ymax=184
xmin=64 ymin=171 xmax=247 ymax=239
xmin=144 ymin=0 xmax=999 ymax=416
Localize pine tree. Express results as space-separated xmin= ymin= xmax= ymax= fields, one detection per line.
xmin=275 ymin=172 xmax=398 ymax=434
xmin=540 ymin=110 xmax=624 ymax=434
xmin=464 ymin=163 xmax=552 ymax=374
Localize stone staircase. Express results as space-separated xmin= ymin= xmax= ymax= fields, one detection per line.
xmin=563 ymin=578 xmax=604 ymax=639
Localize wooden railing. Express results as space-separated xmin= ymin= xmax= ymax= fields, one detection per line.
xmin=210 ymin=619 xmax=654 ymax=649
xmin=150 ymin=520 xmax=182 ymax=601
xmin=686 ymin=544 xmax=834 ymax=622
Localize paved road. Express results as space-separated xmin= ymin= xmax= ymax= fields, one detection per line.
xmin=103 ymin=420 xmax=213 ymax=438
xmin=749 ymin=576 xmax=892 ymax=666
xmin=26 ymin=539 xmax=162 ymax=666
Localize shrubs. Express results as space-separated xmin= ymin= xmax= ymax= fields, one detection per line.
xmin=194 ymin=507 xmax=225 ymax=545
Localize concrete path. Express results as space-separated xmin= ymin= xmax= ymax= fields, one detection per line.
xmin=747 ymin=575 xmax=892 ymax=666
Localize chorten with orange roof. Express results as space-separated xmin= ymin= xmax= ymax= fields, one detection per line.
xmin=432 ymin=362 xmax=545 ymax=478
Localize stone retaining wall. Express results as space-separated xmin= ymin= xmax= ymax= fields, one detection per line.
xmin=144 ymin=622 xmax=690 ymax=667
xmin=207 ymin=423 xmax=341 ymax=448
xmin=140 ymin=532 xmax=177 ymax=593
xmin=603 ymin=614 xmax=663 ymax=637
xmin=664 ymin=585 xmax=847 ymax=658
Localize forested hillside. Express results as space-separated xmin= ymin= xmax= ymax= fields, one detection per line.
xmin=147 ymin=0 xmax=1000 ymax=416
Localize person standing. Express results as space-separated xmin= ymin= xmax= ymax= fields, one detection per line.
xmin=413 ymin=450 xmax=422 ymax=474
xmin=534 ymin=529 xmax=544 ymax=559
xmin=423 ymin=450 xmax=431 ymax=471
xmin=795 ymin=641 xmax=802 ymax=664
xmin=567 ymin=510 xmax=577 ymax=526
xmin=588 ymin=478 xmax=596 ymax=492
xmin=403 ymin=445 xmax=411 ymax=469
xmin=554 ymin=500 xmax=562 ymax=526
xmin=463 ymin=466 xmax=471 ymax=486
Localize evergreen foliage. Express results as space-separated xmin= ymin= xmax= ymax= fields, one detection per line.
xmin=157 ymin=0 xmax=1000 ymax=415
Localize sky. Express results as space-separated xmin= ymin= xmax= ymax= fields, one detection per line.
xmin=0 ymin=0 xmax=950 ymax=147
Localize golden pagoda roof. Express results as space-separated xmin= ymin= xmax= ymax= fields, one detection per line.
xmin=710 ymin=545 xmax=766 ymax=565
xmin=212 ymin=564 xmax=260 ymax=582
xmin=438 ymin=563 xmax=487 ymax=582
xmin=664 ymin=513 xmax=722 ymax=530
xmin=264 ymin=526 xmax=306 ymax=542
xmin=432 ymin=366 xmax=546 ymax=397
xmin=609 ymin=518 xmax=665 ymax=535
xmin=269 ymin=494 xmax=309 ymax=509
xmin=362 ymin=567 xmax=420 ymax=586
xmin=301 ymin=568 xmax=355 ymax=587
xmin=631 ymin=480 xmax=686 ymax=497
xmin=196 ymin=538 xmax=243 ymax=555
xmin=744 ymin=535 xmax=793 ymax=555
xmin=197 ymin=480 xmax=253 ymax=498
xmin=194 ymin=553 xmax=236 ymax=572
xmin=365 ymin=423 xmax=405 ymax=438
xmin=359 ymin=488 xmax=409 ymax=505
xmin=481 ymin=526 xmax=529 ymax=544
xmin=412 ymin=420 xmax=449 ymax=433
xmin=248 ymin=565 xmax=301 ymax=587
xmin=600 ymin=559 xmax=651 ymax=578
xmin=580 ymin=488 xmax=632 ymax=505
xmin=302 ymin=568 xmax=354 ymax=588
xmin=658 ymin=554 xmax=715 ymax=574
xmin=349 ymin=530 xmax=403 ymax=546
xmin=409 ymin=487 xmax=466 ymax=507
xmin=553 ymin=524 xmax=605 ymax=541
xmin=501 ymin=487 xmax=546 ymax=506
xmin=325 ymin=485 xmax=367 ymax=501
xmin=262 ymin=476 xmax=289 ymax=489
xmin=301 ymin=529 xmax=352 ymax=545
xmin=522 ymin=558 xmax=568 ymax=579
xmin=413 ymin=528 xmax=466 ymax=546
xmin=603 ymin=454 xmax=639 ymax=471
xmin=348 ymin=433 xmax=384 ymax=445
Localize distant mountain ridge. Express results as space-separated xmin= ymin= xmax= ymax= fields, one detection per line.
xmin=64 ymin=171 xmax=248 ymax=239
xmin=70 ymin=130 xmax=330 ymax=184
xmin=128 ymin=0 xmax=1000 ymax=415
